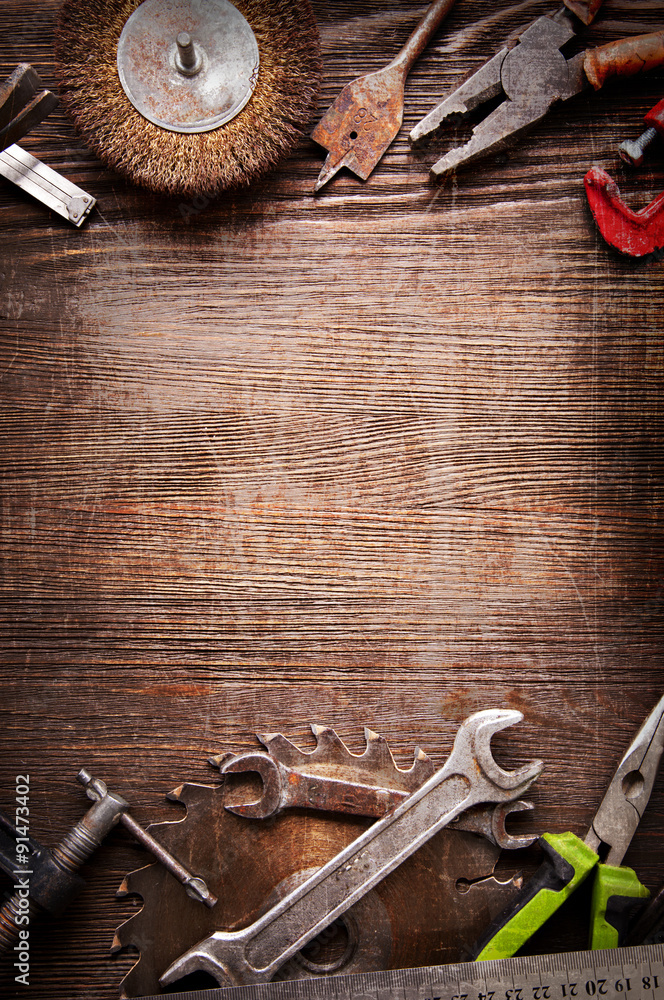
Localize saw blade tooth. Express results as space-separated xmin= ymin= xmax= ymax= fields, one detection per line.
xmin=257 ymin=731 xmax=305 ymax=764
xmin=111 ymin=909 xmax=145 ymax=953
xmin=166 ymin=781 xmax=216 ymax=808
xmin=404 ymin=747 xmax=437 ymax=786
xmin=310 ymin=724 xmax=351 ymax=760
xmin=116 ymin=876 xmax=131 ymax=899
xmin=360 ymin=730 xmax=436 ymax=787
xmin=361 ymin=727 xmax=397 ymax=768
xmin=111 ymin=926 xmax=129 ymax=954
xmin=115 ymin=864 xmax=157 ymax=902
xmin=208 ymin=751 xmax=236 ymax=770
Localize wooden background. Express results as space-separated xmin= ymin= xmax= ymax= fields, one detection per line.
xmin=1 ymin=0 xmax=663 ymax=997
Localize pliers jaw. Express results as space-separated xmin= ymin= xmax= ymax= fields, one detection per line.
xmin=409 ymin=47 xmax=508 ymax=149
xmin=409 ymin=11 xmax=587 ymax=181
xmin=585 ymin=693 xmax=664 ymax=867
xmin=0 ymin=64 xmax=59 ymax=154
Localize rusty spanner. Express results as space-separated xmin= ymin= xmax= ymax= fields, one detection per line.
xmin=216 ymin=749 xmax=536 ymax=850
xmin=161 ymin=709 xmax=542 ymax=988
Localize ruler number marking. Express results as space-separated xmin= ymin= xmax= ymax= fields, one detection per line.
xmin=442 ymin=977 xmax=660 ymax=1000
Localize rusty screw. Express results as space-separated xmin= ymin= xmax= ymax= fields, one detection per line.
xmin=619 ymin=97 xmax=664 ymax=167
xmin=620 ymin=127 xmax=659 ymax=167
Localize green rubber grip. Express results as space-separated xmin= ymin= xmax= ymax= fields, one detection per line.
xmin=473 ymin=832 xmax=598 ymax=962
xmin=590 ymin=863 xmax=650 ymax=950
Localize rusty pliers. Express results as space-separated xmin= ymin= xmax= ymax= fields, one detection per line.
xmin=409 ymin=0 xmax=664 ymax=181
xmin=217 ymin=748 xmax=537 ymax=850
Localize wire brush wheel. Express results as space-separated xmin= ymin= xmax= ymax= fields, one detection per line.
xmin=55 ymin=0 xmax=321 ymax=197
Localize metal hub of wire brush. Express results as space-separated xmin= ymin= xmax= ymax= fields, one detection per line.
xmin=116 ymin=0 xmax=259 ymax=133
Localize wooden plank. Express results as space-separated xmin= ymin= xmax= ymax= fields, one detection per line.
xmin=0 ymin=0 xmax=663 ymax=997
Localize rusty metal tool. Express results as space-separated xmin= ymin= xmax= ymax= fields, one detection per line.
xmin=312 ymin=0 xmax=458 ymax=192
xmin=160 ymin=709 xmax=542 ymax=988
xmin=0 ymin=769 xmax=215 ymax=953
xmin=115 ymin=724 xmax=532 ymax=995
xmin=0 ymin=63 xmax=58 ymax=154
xmin=409 ymin=1 xmax=664 ymax=182
xmin=78 ymin=770 xmax=217 ymax=907
xmin=214 ymin=743 xmax=537 ymax=850
xmin=55 ymin=0 xmax=321 ymax=198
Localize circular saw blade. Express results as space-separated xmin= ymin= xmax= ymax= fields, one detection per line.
xmin=113 ymin=729 xmax=523 ymax=997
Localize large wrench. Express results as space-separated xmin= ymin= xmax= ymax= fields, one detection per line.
xmin=217 ymin=749 xmax=536 ymax=850
xmin=161 ymin=709 xmax=542 ymax=988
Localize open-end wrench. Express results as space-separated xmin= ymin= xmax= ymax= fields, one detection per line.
xmin=161 ymin=709 xmax=542 ymax=988
xmin=216 ymin=750 xmax=536 ymax=850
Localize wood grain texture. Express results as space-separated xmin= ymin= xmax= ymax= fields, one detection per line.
xmin=0 ymin=1 xmax=663 ymax=997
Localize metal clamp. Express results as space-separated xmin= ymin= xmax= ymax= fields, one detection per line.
xmin=0 ymin=770 xmax=216 ymax=955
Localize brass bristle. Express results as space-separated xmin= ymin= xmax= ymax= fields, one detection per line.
xmin=55 ymin=0 xmax=321 ymax=197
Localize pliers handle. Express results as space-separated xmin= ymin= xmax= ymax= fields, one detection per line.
xmin=469 ymin=695 xmax=664 ymax=962
xmin=470 ymin=831 xmax=649 ymax=961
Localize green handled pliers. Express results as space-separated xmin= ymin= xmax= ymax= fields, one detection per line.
xmin=471 ymin=694 xmax=664 ymax=962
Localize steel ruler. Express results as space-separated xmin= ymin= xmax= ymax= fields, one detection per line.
xmin=0 ymin=144 xmax=95 ymax=226
xmin=137 ymin=944 xmax=664 ymax=1000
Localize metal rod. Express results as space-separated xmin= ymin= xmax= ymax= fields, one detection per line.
xmin=119 ymin=811 xmax=217 ymax=908
xmin=175 ymin=32 xmax=203 ymax=76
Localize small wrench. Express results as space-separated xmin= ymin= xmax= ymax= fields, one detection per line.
xmin=217 ymin=750 xmax=536 ymax=850
xmin=161 ymin=709 xmax=542 ymax=988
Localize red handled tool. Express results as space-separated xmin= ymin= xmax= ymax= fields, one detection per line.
xmin=585 ymin=99 xmax=664 ymax=258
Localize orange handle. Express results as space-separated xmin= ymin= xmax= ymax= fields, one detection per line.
xmin=584 ymin=29 xmax=664 ymax=89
